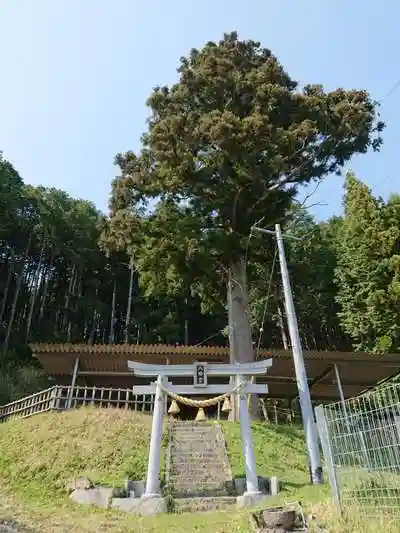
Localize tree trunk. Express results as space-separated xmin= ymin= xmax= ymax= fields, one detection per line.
xmin=227 ymin=257 xmax=259 ymax=420
xmin=38 ymin=266 xmax=49 ymax=322
xmin=109 ymin=279 xmax=117 ymax=344
xmin=38 ymin=251 xmax=54 ymax=323
xmin=229 ymin=258 xmax=253 ymax=363
xmin=88 ymin=310 xmax=97 ymax=345
xmin=0 ymin=251 xmax=15 ymax=325
xmin=63 ymin=264 xmax=76 ymax=333
xmin=184 ymin=296 xmax=189 ymax=345
xmin=18 ymin=261 xmax=34 ymax=326
xmin=125 ymin=262 xmax=134 ymax=343
xmin=26 ymin=240 xmax=45 ymax=342
xmin=67 ymin=267 xmax=79 ymax=342
xmin=277 ymin=303 xmax=289 ymax=350
xmin=3 ymin=236 xmax=31 ymax=355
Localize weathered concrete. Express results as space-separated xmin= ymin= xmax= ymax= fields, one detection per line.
xmin=173 ymin=496 xmax=237 ymax=513
xmin=270 ymin=476 xmax=279 ymax=496
xmin=236 ymin=492 xmax=269 ymax=508
xmin=70 ymin=487 xmax=114 ymax=508
xmin=112 ymin=497 xmax=167 ymax=516
xmin=65 ymin=476 xmax=93 ymax=493
xmin=111 ymin=498 xmax=141 ymax=513
xmin=125 ymin=479 xmax=145 ymax=498
xmin=70 ymin=484 xmax=166 ymax=516
xmin=234 ymin=477 xmax=246 ymax=496
xmin=139 ymin=496 xmax=167 ymax=516
xmin=249 ymin=507 xmax=297 ymax=532
xmin=234 ymin=476 xmax=278 ymax=497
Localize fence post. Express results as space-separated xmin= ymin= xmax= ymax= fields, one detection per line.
xmin=315 ymin=405 xmax=342 ymax=511
xmin=50 ymin=386 xmax=57 ymax=410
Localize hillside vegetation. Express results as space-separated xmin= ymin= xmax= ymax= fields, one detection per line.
xmin=0 ymin=408 xmax=311 ymax=501
xmin=0 ymin=407 xmax=314 ymax=532
xmin=0 ymin=408 xmax=153 ymax=500
xmin=0 ymin=408 xmax=398 ymax=533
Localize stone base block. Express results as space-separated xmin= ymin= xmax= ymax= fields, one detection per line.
xmin=111 ymin=496 xmax=167 ymax=516
xmin=124 ymin=479 xmax=145 ymax=498
xmin=70 ymin=487 xmax=114 ymax=508
xmin=233 ymin=476 xmax=280 ymax=497
xmin=236 ymin=491 xmax=269 ymax=509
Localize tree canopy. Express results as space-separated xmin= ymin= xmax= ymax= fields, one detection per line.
xmin=336 ymin=173 xmax=400 ymax=353
xmin=0 ymin=32 xmax=397 ymax=406
xmin=107 ymin=32 xmax=384 ymax=365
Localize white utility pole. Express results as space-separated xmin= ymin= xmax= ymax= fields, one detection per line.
xmin=252 ymin=223 xmax=323 ymax=485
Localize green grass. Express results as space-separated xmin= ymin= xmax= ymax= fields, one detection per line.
xmin=0 ymin=407 xmax=154 ymax=501
xmin=221 ymin=421 xmax=311 ymax=494
xmin=0 ymin=408 xmax=397 ymax=533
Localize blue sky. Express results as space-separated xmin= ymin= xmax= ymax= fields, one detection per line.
xmin=1 ymin=1 xmax=399 ymax=221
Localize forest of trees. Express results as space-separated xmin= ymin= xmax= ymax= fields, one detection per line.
xmin=1 ymin=33 xmax=398 ymax=403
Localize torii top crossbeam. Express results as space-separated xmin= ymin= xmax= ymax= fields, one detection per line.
xmin=127 ymin=359 xmax=272 ymax=377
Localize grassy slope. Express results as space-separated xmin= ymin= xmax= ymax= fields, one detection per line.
xmin=221 ymin=421 xmax=310 ymax=493
xmin=0 ymin=408 xmax=396 ymax=533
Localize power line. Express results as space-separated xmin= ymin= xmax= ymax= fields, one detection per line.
xmin=193 ymin=330 xmax=225 ymax=347
xmin=380 ymin=79 xmax=400 ymax=102
xmin=255 ymin=246 xmax=278 ymax=359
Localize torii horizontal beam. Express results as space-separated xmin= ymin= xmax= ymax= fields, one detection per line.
xmin=128 ymin=359 xmax=272 ymax=377
xmin=132 ymin=382 xmax=269 ymax=396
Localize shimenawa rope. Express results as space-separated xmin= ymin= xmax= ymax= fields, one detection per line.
xmin=159 ymin=382 xmax=244 ymax=409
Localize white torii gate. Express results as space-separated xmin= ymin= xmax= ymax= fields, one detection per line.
xmin=128 ymin=358 xmax=273 ymax=501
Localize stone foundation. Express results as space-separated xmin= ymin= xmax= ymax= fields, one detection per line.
xmin=69 ymin=475 xmax=280 ymax=515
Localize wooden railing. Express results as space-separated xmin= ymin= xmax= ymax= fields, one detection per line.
xmin=0 ymin=386 xmax=155 ymax=422
xmin=0 ymin=387 xmax=302 ymax=425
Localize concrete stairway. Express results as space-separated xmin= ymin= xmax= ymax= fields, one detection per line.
xmin=166 ymin=421 xmax=236 ymax=511
xmin=173 ymin=495 xmax=237 ymax=513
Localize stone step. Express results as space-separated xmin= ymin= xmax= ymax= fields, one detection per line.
xmin=171 ymin=466 xmax=228 ymax=473
xmin=172 ymin=422 xmax=214 ymax=427
xmin=172 ymin=433 xmax=217 ymax=439
xmin=172 ymin=425 xmax=215 ymax=429
xmin=169 ymin=476 xmax=230 ymax=484
xmin=172 ymin=447 xmax=223 ymax=453
xmin=169 ymin=468 xmax=229 ymax=475
xmin=172 ymin=442 xmax=217 ymax=447
xmin=170 ymin=462 xmax=228 ymax=469
xmin=171 ymin=454 xmax=227 ymax=461
xmin=172 ymin=496 xmax=237 ymax=513
xmin=173 ymin=426 xmax=217 ymax=431
xmin=172 ymin=442 xmax=215 ymax=447
xmin=170 ymin=482 xmax=231 ymax=492
xmin=173 ymin=435 xmax=219 ymax=439
xmin=171 ymin=446 xmax=223 ymax=452
xmin=170 ymin=463 xmax=230 ymax=470
xmin=170 ymin=484 xmax=230 ymax=491
xmin=173 ymin=428 xmax=216 ymax=433
xmin=172 ymin=451 xmax=227 ymax=458
xmin=171 ymin=449 xmax=226 ymax=456
xmin=171 ymin=462 xmax=228 ymax=476
xmin=169 ymin=477 xmax=232 ymax=485
xmin=172 ymin=458 xmax=228 ymax=465
xmin=173 ymin=432 xmax=215 ymax=436
xmin=173 ymin=426 xmax=216 ymax=431
xmin=169 ymin=472 xmax=230 ymax=480
xmin=172 ymin=432 xmax=216 ymax=442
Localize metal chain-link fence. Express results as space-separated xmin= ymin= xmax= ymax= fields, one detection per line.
xmin=315 ymin=381 xmax=400 ymax=517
